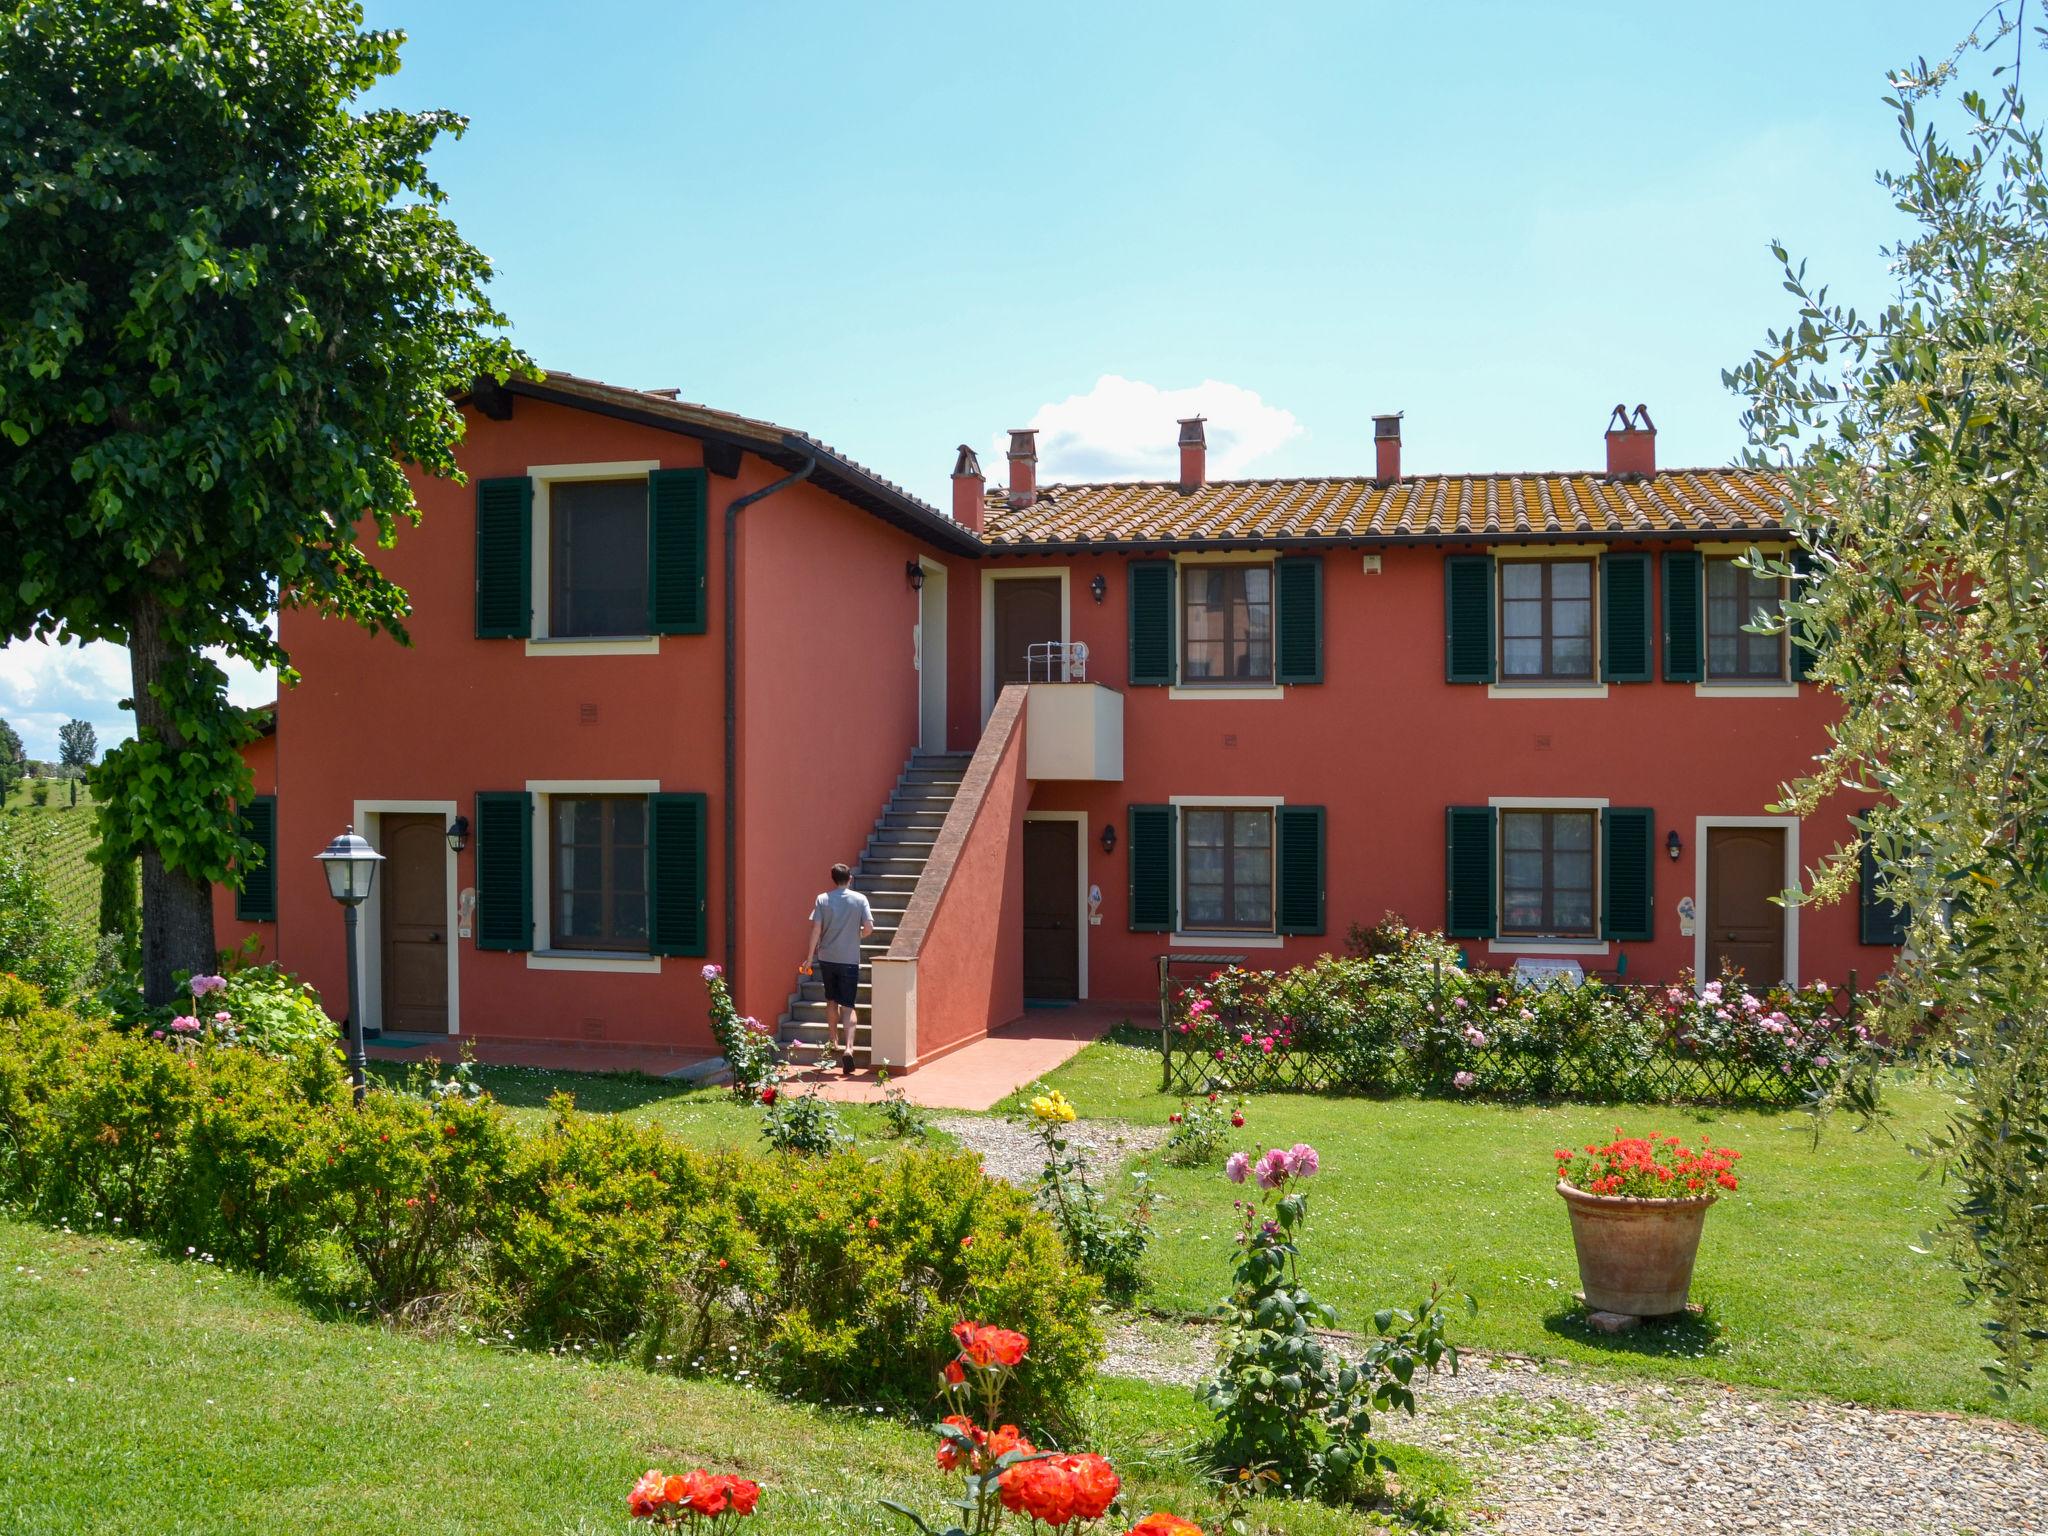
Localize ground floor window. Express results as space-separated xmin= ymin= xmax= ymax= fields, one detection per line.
xmin=1500 ymin=808 xmax=1597 ymax=938
xmin=1183 ymin=807 xmax=1274 ymax=930
xmin=551 ymin=794 xmax=649 ymax=950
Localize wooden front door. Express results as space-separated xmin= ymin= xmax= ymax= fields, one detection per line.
xmin=1706 ymin=825 xmax=1787 ymax=986
xmin=380 ymin=813 xmax=449 ymax=1034
xmin=994 ymin=578 xmax=1062 ymax=688
xmin=1022 ymin=820 xmax=1080 ymax=1001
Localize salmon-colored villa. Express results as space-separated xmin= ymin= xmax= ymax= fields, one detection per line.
xmin=214 ymin=374 xmax=1905 ymax=1072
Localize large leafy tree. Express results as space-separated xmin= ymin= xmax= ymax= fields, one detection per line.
xmin=56 ymin=718 xmax=94 ymax=770
xmin=1729 ymin=18 xmax=2048 ymax=1387
xmin=0 ymin=1 xmax=525 ymax=1001
xmin=0 ymin=717 xmax=21 ymax=803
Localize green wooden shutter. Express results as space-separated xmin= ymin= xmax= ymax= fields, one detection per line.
xmin=1601 ymin=806 xmax=1655 ymax=942
xmin=648 ymin=792 xmax=709 ymax=957
xmin=1275 ymin=805 xmax=1325 ymax=935
xmin=648 ymin=468 xmax=709 ymax=635
xmin=474 ymin=477 xmax=533 ymax=639
xmin=474 ymin=791 xmax=533 ymax=952
xmin=1662 ymin=550 xmax=1703 ymax=682
xmin=1444 ymin=805 xmax=1496 ymax=938
xmin=1858 ymin=817 xmax=1909 ymax=946
xmin=234 ymin=794 xmax=278 ymax=922
xmin=1789 ymin=548 xmax=1818 ymax=682
xmin=1128 ymin=804 xmax=1176 ymax=932
xmin=1600 ymin=552 xmax=1652 ymax=683
xmin=1443 ymin=555 xmax=1495 ymax=683
xmin=1127 ymin=561 xmax=1177 ymax=685
xmin=1274 ymin=556 xmax=1324 ymax=684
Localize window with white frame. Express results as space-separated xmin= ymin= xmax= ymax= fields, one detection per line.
xmin=1499 ymin=808 xmax=1598 ymax=939
xmin=550 ymin=795 xmax=649 ymax=951
xmin=1704 ymin=557 xmax=1787 ymax=681
xmin=1181 ymin=564 xmax=1273 ymax=682
xmin=1499 ymin=559 xmax=1595 ymax=681
xmin=1183 ymin=807 xmax=1275 ymax=930
xmin=549 ymin=479 xmax=648 ymax=638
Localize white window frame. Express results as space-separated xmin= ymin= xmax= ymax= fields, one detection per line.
xmin=524 ymin=778 xmax=664 ymax=973
xmin=1697 ymin=544 xmax=1793 ymax=691
xmin=1167 ymin=793 xmax=1285 ymax=946
xmin=351 ymin=799 xmax=463 ymax=1037
xmin=524 ymin=460 xmax=663 ymax=656
xmin=1485 ymin=794 xmax=1611 ymax=955
xmin=1486 ymin=544 xmax=1606 ymax=699
xmin=1169 ymin=550 xmax=1284 ymax=700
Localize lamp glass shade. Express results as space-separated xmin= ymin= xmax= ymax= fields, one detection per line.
xmin=317 ymin=829 xmax=384 ymax=904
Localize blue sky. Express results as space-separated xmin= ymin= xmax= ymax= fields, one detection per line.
xmin=3 ymin=0 xmax=1962 ymax=759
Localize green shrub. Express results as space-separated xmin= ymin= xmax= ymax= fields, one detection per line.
xmin=0 ymin=977 xmax=1103 ymax=1428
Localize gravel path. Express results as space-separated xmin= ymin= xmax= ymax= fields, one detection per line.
xmin=930 ymin=1113 xmax=1168 ymax=1186
xmin=1103 ymin=1316 xmax=2048 ymax=1536
xmin=947 ymin=1114 xmax=2048 ymax=1533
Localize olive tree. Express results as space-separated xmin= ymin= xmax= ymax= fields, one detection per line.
xmin=0 ymin=1 xmax=525 ymax=1000
xmin=1728 ymin=18 xmax=2048 ymax=1387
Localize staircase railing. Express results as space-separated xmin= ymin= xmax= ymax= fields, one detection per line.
xmin=869 ymin=685 xmax=1031 ymax=1069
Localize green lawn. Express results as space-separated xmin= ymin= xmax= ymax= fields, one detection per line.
xmin=0 ymin=1218 xmax=1462 ymax=1535
xmin=368 ymin=1061 xmax=938 ymax=1151
xmin=1008 ymin=1031 xmax=2034 ymax=1427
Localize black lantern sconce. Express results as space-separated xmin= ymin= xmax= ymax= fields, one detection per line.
xmin=1090 ymin=574 xmax=1107 ymax=603
xmin=446 ymin=815 xmax=470 ymax=854
xmin=906 ymin=561 xmax=925 ymax=591
xmin=1666 ymin=829 xmax=1683 ymax=862
xmin=1100 ymin=824 xmax=1117 ymax=855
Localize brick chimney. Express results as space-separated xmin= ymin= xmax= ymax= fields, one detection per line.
xmin=1177 ymin=416 xmax=1207 ymax=492
xmin=1373 ymin=412 xmax=1404 ymax=482
xmin=951 ymin=445 xmax=985 ymax=531
xmin=1605 ymin=404 xmax=1656 ymax=477
xmin=1007 ymin=428 xmax=1038 ymax=508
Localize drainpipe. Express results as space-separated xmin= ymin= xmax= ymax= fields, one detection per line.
xmin=723 ymin=450 xmax=816 ymax=1010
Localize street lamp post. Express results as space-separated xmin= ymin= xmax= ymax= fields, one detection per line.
xmin=316 ymin=825 xmax=385 ymax=1105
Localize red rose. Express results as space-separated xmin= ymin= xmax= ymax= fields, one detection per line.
xmin=760 ymin=1086 xmax=778 ymax=1106
xmin=1230 ymin=1113 xmax=1244 ymax=1128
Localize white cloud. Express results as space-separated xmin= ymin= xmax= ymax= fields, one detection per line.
xmin=0 ymin=637 xmax=275 ymax=762
xmin=994 ymin=375 xmax=1303 ymax=485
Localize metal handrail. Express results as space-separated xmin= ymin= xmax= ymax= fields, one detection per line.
xmin=1023 ymin=640 xmax=1088 ymax=683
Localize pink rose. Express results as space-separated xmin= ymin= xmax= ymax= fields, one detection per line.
xmin=1225 ymin=1152 xmax=1250 ymax=1184
xmin=1454 ymin=1070 xmax=1477 ymax=1090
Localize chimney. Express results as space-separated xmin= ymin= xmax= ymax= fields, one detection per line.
xmin=1177 ymin=416 xmax=1207 ymax=492
xmin=1007 ymin=428 xmax=1038 ymax=507
xmin=951 ymin=444 xmax=985 ymax=531
xmin=1373 ymin=412 xmax=1403 ymax=482
xmin=1605 ymin=404 xmax=1656 ymax=477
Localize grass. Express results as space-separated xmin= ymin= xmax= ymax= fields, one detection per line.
xmin=0 ymin=1217 xmax=1461 ymax=1534
xmin=366 ymin=1060 xmax=939 ymax=1152
xmin=1 ymin=783 xmax=102 ymax=930
xmin=1007 ymin=1029 xmax=2039 ymax=1428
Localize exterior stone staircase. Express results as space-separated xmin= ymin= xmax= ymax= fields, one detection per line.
xmin=775 ymin=751 xmax=971 ymax=1066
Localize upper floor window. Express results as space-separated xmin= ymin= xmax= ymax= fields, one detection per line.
xmin=1500 ymin=808 xmax=1596 ymax=939
xmin=1183 ymin=807 xmax=1274 ymax=931
xmin=550 ymin=479 xmax=648 ymax=638
xmin=551 ymin=795 xmax=649 ymax=951
xmin=1182 ymin=564 xmax=1272 ymax=682
xmin=1499 ymin=559 xmax=1594 ymax=681
xmin=1705 ymin=557 xmax=1786 ymax=681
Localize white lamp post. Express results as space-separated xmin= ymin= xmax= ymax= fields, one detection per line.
xmin=316 ymin=825 xmax=384 ymax=1104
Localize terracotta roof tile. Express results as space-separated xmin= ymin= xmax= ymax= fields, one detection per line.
xmin=980 ymin=468 xmax=1787 ymax=548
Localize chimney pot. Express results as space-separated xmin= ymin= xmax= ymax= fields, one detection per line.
xmin=951 ymin=444 xmax=986 ymax=531
xmin=1177 ymin=415 xmax=1207 ymax=493
xmin=1006 ymin=428 xmax=1038 ymax=507
xmin=1604 ymin=403 xmax=1657 ymax=477
xmin=1373 ymin=412 xmax=1403 ymax=482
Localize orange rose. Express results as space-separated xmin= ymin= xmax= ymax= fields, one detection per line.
xmin=935 ymin=1413 xmax=983 ymax=1472
xmin=1068 ymin=1454 xmax=1120 ymax=1520
xmin=629 ymin=1470 xmax=670 ymax=1519
xmin=680 ymin=1469 xmax=730 ymax=1517
xmin=999 ymin=1459 xmax=1082 ymax=1526
xmin=951 ymin=1320 xmax=1030 ymax=1368
xmin=1127 ymin=1516 xmax=1203 ymax=1536
xmin=724 ymin=1477 xmax=761 ymax=1516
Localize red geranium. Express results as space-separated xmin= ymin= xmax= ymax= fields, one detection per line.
xmin=1554 ymin=1131 xmax=1742 ymax=1200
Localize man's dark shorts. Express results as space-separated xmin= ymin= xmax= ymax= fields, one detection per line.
xmin=817 ymin=962 xmax=860 ymax=1007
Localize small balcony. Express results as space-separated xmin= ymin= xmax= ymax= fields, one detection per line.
xmin=1022 ymin=644 xmax=1123 ymax=781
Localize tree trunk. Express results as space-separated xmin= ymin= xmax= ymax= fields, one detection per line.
xmin=131 ymin=594 xmax=217 ymax=1004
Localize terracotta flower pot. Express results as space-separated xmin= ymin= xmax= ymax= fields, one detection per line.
xmin=1556 ymin=1179 xmax=1715 ymax=1318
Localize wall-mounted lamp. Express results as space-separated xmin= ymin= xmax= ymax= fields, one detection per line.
xmin=1090 ymin=574 xmax=1107 ymax=603
xmin=1666 ymin=829 xmax=1683 ymax=862
xmin=1100 ymin=824 xmax=1117 ymax=855
xmin=446 ymin=814 xmax=470 ymax=854
xmin=906 ymin=561 xmax=925 ymax=591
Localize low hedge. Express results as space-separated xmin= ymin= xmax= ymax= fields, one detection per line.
xmin=0 ymin=974 xmax=1101 ymax=1425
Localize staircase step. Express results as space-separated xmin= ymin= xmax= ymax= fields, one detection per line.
xmin=785 ymin=1003 xmax=872 ymax=1028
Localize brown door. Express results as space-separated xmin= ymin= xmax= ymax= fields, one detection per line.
xmin=1023 ymin=820 xmax=1080 ymax=1001
xmin=994 ymin=578 xmax=1063 ymax=687
xmin=1706 ymin=826 xmax=1786 ymax=986
xmin=380 ymin=813 xmax=449 ymax=1034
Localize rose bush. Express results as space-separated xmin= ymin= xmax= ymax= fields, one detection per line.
xmin=701 ymin=964 xmax=779 ymax=1101
xmin=1024 ymin=1089 xmax=1150 ymax=1305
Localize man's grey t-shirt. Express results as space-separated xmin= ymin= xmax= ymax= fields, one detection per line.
xmin=810 ymin=887 xmax=873 ymax=965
